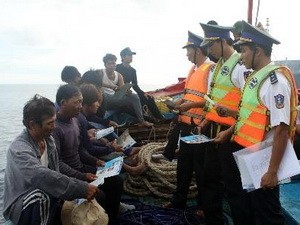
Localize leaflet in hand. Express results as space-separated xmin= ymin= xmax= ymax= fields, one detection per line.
xmin=233 ymin=139 xmax=300 ymax=191
xmin=95 ymin=127 xmax=114 ymax=140
xmin=116 ymin=129 xmax=136 ymax=150
xmin=91 ymin=156 xmax=124 ymax=186
xmin=180 ymin=134 xmax=213 ymax=144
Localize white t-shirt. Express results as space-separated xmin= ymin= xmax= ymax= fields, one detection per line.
xmin=40 ymin=140 xmax=49 ymax=167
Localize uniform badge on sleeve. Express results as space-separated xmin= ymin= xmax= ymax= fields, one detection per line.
xmin=274 ymin=94 xmax=284 ymax=109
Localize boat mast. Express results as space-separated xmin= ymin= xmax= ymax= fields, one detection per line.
xmin=248 ymin=0 xmax=253 ymax=24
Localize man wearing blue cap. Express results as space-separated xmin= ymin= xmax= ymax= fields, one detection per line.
xmin=198 ymin=22 xmax=252 ymax=225
xmin=158 ymin=31 xmax=214 ymax=214
xmin=217 ymin=21 xmax=298 ymax=225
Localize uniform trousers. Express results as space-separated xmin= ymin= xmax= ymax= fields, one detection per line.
xmin=202 ymin=122 xmax=284 ymax=225
xmin=169 ymin=123 xmax=206 ymax=208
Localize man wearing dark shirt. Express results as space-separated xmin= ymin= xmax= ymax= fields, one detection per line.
xmin=116 ymin=47 xmax=163 ymax=120
xmin=53 ymin=84 xmax=123 ymax=225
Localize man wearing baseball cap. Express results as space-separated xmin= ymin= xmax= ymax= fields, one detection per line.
xmin=116 ymin=47 xmax=163 ymax=121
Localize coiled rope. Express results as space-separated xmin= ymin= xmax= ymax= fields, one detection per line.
xmin=124 ymin=142 xmax=198 ymax=199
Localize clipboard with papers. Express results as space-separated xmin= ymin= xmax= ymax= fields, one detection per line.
xmin=233 ymin=139 xmax=300 ymax=191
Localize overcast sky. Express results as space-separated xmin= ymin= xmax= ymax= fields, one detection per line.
xmin=1 ymin=0 xmax=299 ymax=86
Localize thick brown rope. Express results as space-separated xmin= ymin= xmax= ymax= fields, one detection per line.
xmin=124 ymin=142 xmax=198 ymax=199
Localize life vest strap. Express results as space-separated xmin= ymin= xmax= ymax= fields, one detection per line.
xmin=213 ymin=83 xmax=240 ymax=93
xmin=185 ymin=89 xmax=205 ymax=98
xmin=240 ymin=102 xmax=269 ymax=115
xmin=234 ymin=131 xmax=260 ymax=144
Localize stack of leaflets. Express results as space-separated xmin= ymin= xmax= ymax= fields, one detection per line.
xmin=91 ymin=156 xmax=124 ymax=186
xmin=180 ymin=134 xmax=213 ymax=144
xmin=116 ymin=129 xmax=136 ymax=150
xmin=233 ymin=139 xmax=300 ymax=191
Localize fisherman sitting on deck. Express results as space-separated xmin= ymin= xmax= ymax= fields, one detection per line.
xmin=99 ymin=53 xmax=154 ymax=127
xmin=61 ymin=65 xmax=81 ymax=86
xmin=79 ymin=83 xmax=147 ymax=176
xmin=80 ymin=69 xmax=121 ymax=142
xmin=116 ymin=47 xmax=164 ymax=121
xmin=3 ymin=95 xmax=99 ymax=225
xmin=52 ymin=84 xmax=124 ymax=225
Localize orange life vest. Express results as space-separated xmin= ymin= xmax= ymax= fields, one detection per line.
xmin=179 ymin=62 xmax=213 ymax=125
xmin=232 ymin=65 xmax=298 ymax=147
xmin=205 ymin=52 xmax=242 ymax=126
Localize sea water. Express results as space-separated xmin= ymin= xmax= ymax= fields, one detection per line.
xmin=0 ymin=83 xmax=164 ymax=223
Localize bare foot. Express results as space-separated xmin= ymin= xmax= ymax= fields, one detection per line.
xmin=127 ymin=163 xmax=147 ymax=176
xmin=129 ymin=147 xmax=142 ymax=156
xmin=137 ymin=121 xmax=154 ymax=127
xmin=195 ymin=209 xmax=205 ymax=218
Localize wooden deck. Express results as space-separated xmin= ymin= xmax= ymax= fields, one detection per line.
xmin=117 ymin=120 xmax=173 ymax=144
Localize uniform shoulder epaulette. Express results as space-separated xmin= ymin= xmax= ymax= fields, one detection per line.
xmin=269 ymin=71 xmax=278 ymax=85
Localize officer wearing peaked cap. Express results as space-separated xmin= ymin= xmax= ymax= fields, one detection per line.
xmin=236 ymin=20 xmax=280 ymax=47
xmin=232 ymin=21 xmax=243 ymax=40
xmin=182 ymin=30 xmax=204 ymax=48
xmin=200 ymin=23 xmax=233 ymax=47
xmin=225 ymin=20 xmax=298 ymax=225
xmin=159 ymin=30 xmax=214 ymax=215
xmin=231 ymin=21 xmax=243 ymax=52
xmin=198 ymin=22 xmax=253 ymax=225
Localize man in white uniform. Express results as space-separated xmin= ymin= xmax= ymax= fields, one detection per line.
xmin=217 ymin=21 xmax=298 ymax=225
